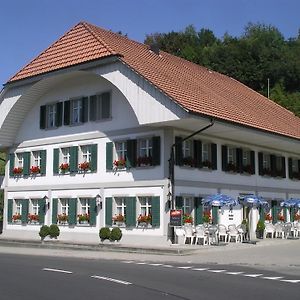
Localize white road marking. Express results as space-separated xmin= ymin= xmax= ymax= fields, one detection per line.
xmin=244 ymin=274 xmax=263 ymax=278
xmin=148 ymin=263 xmax=163 ymax=266
xmin=280 ymin=279 xmax=300 ymax=283
xmin=42 ymin=268 xmax=72 ymax=274
xmin=208 ymin=269 xmax=226 ymax=273
xmin=177 ymin=266 xmax=193 ymax=269
xmin=262 ymin=276 xmax=283 ymax=280
xmin=136 ymin=262 xmax=147 ymax=265
xmin=192 ymin=268 xmax=208 ymax=271
xmin=226 ymin=272 xmax=244 ymax=275
xmin=91 ymin=275 xmax=132 ymax=285
xmin=162 ymin=264 xmax=173 ymax=268
xmin=122 ymin=261 xmax=134 ymax=264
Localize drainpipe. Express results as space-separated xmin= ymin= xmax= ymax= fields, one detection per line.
xmin=168 ymin=119 xmax=214 ymax=243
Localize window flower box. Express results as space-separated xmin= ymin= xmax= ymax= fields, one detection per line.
xmin=294 ymin=213 xmax=300 ymax=221
xmin=78 ymin=162 xmax=90 ymax=171
xmin=242 ymin=164 xmax=254 ymax=174
xmin=202 ymin=211 xmax=212 ymax=224
xmin=137 ymin=214 xmax=152 ymax=227
xmin=113 ymin=159 xmax=126 ymax=169
xmin=183 ymin=213 xmax=193 ymax=224
xmin=28 ymin=214 xmax=39 ymax=224
xmin=112 ymin=214 xmax=125 ymax=226
xmin=30 ymin=166 xmax=40 ymax=174
xmin=201 ymin=160 xmax=212 ymax=169
xmin=226 ymin=162 xmax=237 ymax=172
xmin=57 ymin=213 xmax=68 ymax=224
xmin=182 ymin=156 xmax=195 ymax=168
xmin=77 ymin=213 xmax=90 ymax=224
xmin=291 ymin=172 xmax=300 ymax=180
xmin=59 ymin=163 xmax=69 ymax=173
xmin=262 ymin=168 xmax=272 ymax=176
xmin=137 ymin=156 xmax=152 ymax=167
xmin=13 ymin=167 xmax=23 ymax=175
xmin=12 ymin=213 xmax=22 ymax=223
xmin=278 ymin=214 xmax=285 ymax=222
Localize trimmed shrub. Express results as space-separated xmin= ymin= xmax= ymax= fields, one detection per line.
xmin=99 ymin=227 xmax=111 ymax=242
xmin=110 ymin=227 xmax=122 ymax=241
xmin=39 ymin=225 xmax=50 ymax=239
xmin=49 ymin=224 xmax=60 ymax=238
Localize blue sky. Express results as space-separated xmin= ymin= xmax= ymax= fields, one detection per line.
xmin=1 ymin=0 xmax=299 ymax=86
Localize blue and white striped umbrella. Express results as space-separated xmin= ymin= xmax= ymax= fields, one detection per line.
xmin=202 ymin=193 xmax=238 ymax=207
xmin=281 ymin=198 xmax=300 ymax=208
xmin=240 ymin=195 xmax=269 ymax=209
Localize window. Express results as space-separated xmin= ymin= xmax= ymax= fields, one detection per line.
xmin=263 ymin=154 xmax=271 ymax=170
xmin=27 ymin=199 xmax=40 ymax=224
xmin=61 ymin=148 xmax=70 ymax=164
xmin=71 ymin=99 xmax=82 ymax=125
xmin=16 ymin=153 xmax=23 ymax=168
xmin=47 ymin=104 xmax=56 ymax=128
xmin=292 ymin=159 xmax=298 ymax=173
xmin=31 ymin=151 xmax=41 ymax=167
xmin=31 ymin=199 xmax=39 ymax=215
xmin=242 ymin=150 xmax=250 ymax=166
xmin=90 ymin=92 xmax=111 ymax=121
xmin=112 ymin=197 xmax=126 ymax=225
xmin=275 ymin=156 xmax=283 ymax=171
xmin=182 ymin=140 xmax=192 ymax=158
xmin=182 ymin=197 xmax=193 ymax=215
xmin=227 ymin=147 xmax=236 ymax=164
xmin=80 ymin=145 xmax=92 ymax=163
xmin=202 ymin=143 xmax=211 ymax=162
xmin=78 ymin=198 xmax=90 ymax=224
xmin=139 ymin=197 xmax=152 ymax=216
xmin=15 ymin=200 xmax=22 ymax=215
xmin=137 ymin=138 xmax=152 ymax=166
xmin=115 ymin=142 xmax=127 ymax=160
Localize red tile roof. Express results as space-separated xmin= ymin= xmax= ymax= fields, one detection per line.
xmin=8 ymin=22 xmax=300 ymax=140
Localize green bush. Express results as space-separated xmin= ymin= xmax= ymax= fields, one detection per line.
xmin=49 ymin=224 xmax=60 ymax=238
xmin=39 ymin=225 xmax=50 ymax=239
xmin=110 ymin=227 xmax=122 ymax=241
xmin=99 ymin=227 xmax=111 ymax=242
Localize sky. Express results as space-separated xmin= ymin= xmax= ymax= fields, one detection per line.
xmin=1 ymin=0 xmax=299 ymax=86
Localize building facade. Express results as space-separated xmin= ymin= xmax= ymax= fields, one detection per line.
xmin=0 ymin=22 xmax=299 ymax=244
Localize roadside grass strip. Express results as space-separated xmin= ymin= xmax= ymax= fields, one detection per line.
xmin=91 ymin=275 xmax=132 ymax=285
xmin=42 ymin=268 xmax=73 ymax=274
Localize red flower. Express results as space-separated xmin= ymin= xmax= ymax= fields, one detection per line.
xmin=78 ymin=161 xmax=90 ymax=171
xmin=265 ymin=213 xmax=272 ymax=221
xmin=13 ymin=167 xmax=23 ymax=174
xmin=60 ymin=163 xmax=69 ymax=171
xmin=30 ymin=166 xmax=40 ymax=174
xmin=113 ymin=158 xmax=126 ymax=168
xmin=278 ymin=214 xmax=285 ymax=222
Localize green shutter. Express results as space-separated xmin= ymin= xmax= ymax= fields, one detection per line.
xmin=7 ymin=199 xmax=13 ymax=223
xmin=89 ymin=95 xmax=97 ymax=121
xmin=90 ymin=144 xmax=98 ymax=172
xmin=38 ymin=198 xmax=46 ymax=224
xmin=55 ymin=102 xmax=63 ymax=127
xmin=290 ymin=208 xmax=294 ymax=222
xmin=175 ymin=196 xmax=183 ymax=209
xmin=126 ymin=139 xmax=137 ymax=168
xmin=89 ymin=198 xmax=97 ymax=226
xmin=53 ymin=149 xmax=59 ymax=175
xmin=194 ymin=197 xmax=203 ymax=225
xmin=40 ymin=150 xmax=47 ymax=175
xmin=250 ymin=151 xmax=255 ymax=174
xmin=23 ymin=152 xmax=30 ymax=176
xmin=281 ymin=157 xmax=286 ymax=178
xmin=68 ymin=198 xmax=77 ymax=225
xmin=175 ymin=136 xmax=183 ymax=166
xmin=271 ymin=201 xmax=278 ymax=224
xmin=283 ymin=207 xmax=288 ymax=222
xmin=194 ymin=140 xmax=202 ymax=168
xmin=21 ymin=199 xmax=29 ymax=224
xmin=211 ymin=143 xmax=217 ymax=170
xmin=105 ymin=197 xmax=112 ymax=226
xmin=64 ymin=100 xmax=71 ymax=125
xmin=259 ymin=207 xmax=265 ymax=222
xmin=52 ymin=198 xmax=58 ymax=224
xmin=236 ymin=148 xmax=243 ymax=173
xmin=288 ymin=158 xmax=293 ymax=179
xmin=9 ymin=153 xmax=15 ymax=177
xmin=221 ymin=145 xmax=227 ymax=171
xmin=81 ymin=97 xmax=89 ymax=123
xmin=69 ymin=146 xmax=78 ymax=173
xmin=106 ymin=142 xmax=113 ymax=170
xmin=151 ymin=196 xmax=160 ymax=227
xmin=40 ymin=105 xmax=46 ymax=129
xmin=212 ymin=206 xmax=218 ymax=225
xmin=152 ymin=136 xmax=161 ymax=166
xmin=125 ymin=197 xmax=136 ymax=227
xmin=270 ymin=155 xmax=276 ymax=177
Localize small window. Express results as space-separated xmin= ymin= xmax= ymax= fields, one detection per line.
xmin=78 ymin=198 xmax=90 ymax=224
xmin=90 ymin=92 xmax=111 ymax=121
xmin=227 ymin=147 xmax=236 ymax=164
xmin=80 ymin=145 xmax=92 ymax=163
xmin=137 ymin=138 xmax=152 ymax=166
xmin=16 ymin=153 xmax=23 ymax=168
xmin=263 ymin=153 xmax=271 ymax=169
xmin=139 ymin=197 xmax=152 ymax=216
xmin=182 ymin=140 xmax=192 ymax=158
xmin=28 ymin=199 xmax=40 ymax=224
xmin=47 ymin=104 xmax=56 ymax=128
xmin=292 ymin=159 xmax=298 ymax=172
xmin=31 ymin=151 xmax=41 ymax=168
xmin=112 ymin=197 xmax=126 ymax=225
xmin=71 ymin=99 xmax=82 ymax=125
xmin=61 ymin=148 xmax=70 ymax=164
xmin=202 ymin=143 xmax=211 ymax=162
xmin=242 ymin=150 xmax=250 ymax=166
xmin=182 ymin=197 xmax=193 ymax=215
xmin=115 ymin=142 xmax=127 ymax=160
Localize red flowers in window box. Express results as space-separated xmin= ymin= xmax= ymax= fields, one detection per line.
xmin=294 ymin=213 xmax=300 ymax=221
xmin=183 ymin=213 xmax=193 ymax=224
xmin=12 ymin=213 xmax=21 ymax=221
xmin=30 ymin=166 xmax=40 ymax=174
xmin=113 ymin=158 xmax=126 ymax=168
xmin=137 ymin=214 xmax=152 ymax=224
xmin=137 ymin=156 xmax=152 ymax=166
xmin=13 ymin=167 xmax=23 ymax=175
xmin=202 ymin=160 xmax=212 ymax=169
xmin=57 ymin=213 xmax=68 ymax=223
xmin=278 ymin=214 xmax=285 ymax=222
xmin=77 ymin=213 xmax=90 ymax=223
xmin=78 ymin=161 xmax=90 ymax=171
xmin=59 ymin=163 xmax=69 ymax=172
xmin=112 ymin=214 xmax=125 ymax=222
xmin=202 ymin=211 xmax=212 ymax=223
xmin=28 ymin=214 xmax=39 ymax=222
xmin=265 ymin=213 xmax=272 ymax=221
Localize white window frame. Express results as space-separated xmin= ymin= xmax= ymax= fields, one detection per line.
xmin=16 ymin=153 xmax=23 ymax=168
xmin=263 ymin=153 xmax=271 ymax=169
xmin=114 ymin=197 xmax=126 ymax=217
xmin=115 ymin=142 xmax=127 ymax=160
xmin=92 ymin=93 xmax=111 ymax=121
xmin=242 ymin=150 xmax=250 ymax=166
xmin=202 ymin=142 xmax=211 ymax=162
xmin=31 ymin=151 xmax=41 ymax=167
xmin=182 ymin=140 xmax=192 ymax=158
xmin=79 ymin=198 xmax=90 ymax=215
xmin=15 ymin=199 xmax=22 ymax=215
xmin=182 ymin=196 xmax=193 ymax=215
xmin=60 ymin=199 xmax=69 ymax=215
xmin=138 ymin=138 xmax=152 ymax=158
xmin=30 ymin=199 xmax=39 ymax=216
xmin=60 ymin=147 xmax=70 ymax=164
xmin=46 ymin=103 xmax=56 ymax=129
xmin=138 ymin=197 xmax=152 ymax=216
xmin=80 ymin=145 xmax=92 ymax=163
xmin=227 ymin=147 xmax=236 ymax=164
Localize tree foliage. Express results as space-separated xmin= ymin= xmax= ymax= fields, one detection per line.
xmin=144 ymin=23 xmax=300 ymax=117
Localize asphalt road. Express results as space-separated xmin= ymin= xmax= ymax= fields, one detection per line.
xmin=0 ymin=253 xmax=299 ymax=300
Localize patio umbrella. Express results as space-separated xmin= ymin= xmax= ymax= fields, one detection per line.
xmin=240 ymin=195 xmax=270 ymax=209
xmin=281 ymin=198 xmax=300 ymax=208
xmin=202 ymin=193 xmax=238 ymax=207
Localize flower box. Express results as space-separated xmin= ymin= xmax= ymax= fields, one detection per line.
xmin=12 ymin=213 xmax=22 ymax=223
xmin=202 ymin=211 xmax=211 ymax=223
xmin=137 ymin=214 xmax=152 ymax=225
xmin=112 ymin=214 xmax=125 ymax=225
xmin=113 ymin=159 xmax=126 ymax=169
xmin=59 ymin=163 xmax=69 ymax=173
xmin=278 ymin=214 xmax=285 ymax=222
xmin=57 ymin=214 xmax=68 ymax=224
xmin=182 ymin=156 xmax=195 ymax=167
xmin=78 ymin=162 xmax=90 ymax=171
xmin=28 ymin=214 xmax=39 ymax=224
xmin=201 ymin=160 xmax=212 ymax=169
xmin=13 ymin=167 xmax=23 ymax=175
xmin=77 ymin=213 xmax=90 ymax=224
xmin=183 ymin=213 xmax=193 ymax=224
xmin=265 ymin=213 xmax=272 ymax=222
xmin=30 ymin=166 xmax=40 ymax=174
xmin=242 ymin=164 xmax=254 ymax=174
xmin=137 ymin=156 xmax=152 ymax=167
xmin=226 ymin=162 xmax=237 ymax=172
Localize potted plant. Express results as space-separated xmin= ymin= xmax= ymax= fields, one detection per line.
xmin=12 ymin=213 xmax=21 ymax=223
xmin=265 ymin=213 xmax=272 ymax=222
xmin=99 ymin=227 xmax=111 ymax=242
xmin=113 ymin=158 xmax=126 ymax=169
xmin=13 ymin=167 xmax=23 ymax=175
xmin=256 ymin=220 xmax=265 ymax=239
xmin=183 ymin=213 xmax=193 ymax=224
xmin=137 ymin=214 xmax=152 ymax=226
xmin=28 ymin=214 xmax=39 ymax=224
xmin=78 ymin=161 xmax=90 ymax=171
xmin=59 ymin=163 xmax=69 ymax=173
xmin=77 ymin=213 xmax=90 ymax=224
xmin=49 ymin=224 xmax=60 ymax=239
xmin=182 ymin=156 xmax=195 ymax=167
xmin=112 ymin=214 xmax=125 ymax=226
xmin=110 ymin=227 xmax=122 ymax=242
xmin=226 ymin=161 xmax=237 ymax=172
xmin=202 ymin=211 xmax=211 ymax=224
xmin=39 ymin=225 xmax=50 ymax=241
xmin=57 ymin=213 xmax=68 ymax=224
xmin=30 ymin=166 xmax=40 ymax=174
xmin=202 ymin=160 xmax=212 ymax=169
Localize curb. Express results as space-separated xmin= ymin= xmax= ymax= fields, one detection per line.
xmin=0 ymin=238 xmax=196 ymax=256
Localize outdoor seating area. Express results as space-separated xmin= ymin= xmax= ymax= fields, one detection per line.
xmin=264 ymin=221 xmax=300 ymax=239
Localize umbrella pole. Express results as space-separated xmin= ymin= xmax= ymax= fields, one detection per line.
xmin=248 ymin=207 xmax=257 ymax=242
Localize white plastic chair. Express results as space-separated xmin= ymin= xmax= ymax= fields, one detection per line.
xmin=283 ymin=223 xmax=293 ymax=238
xmin=296 ymin=222 xmax=300 ymax=238
xmin=195 ymin=225 xmax=208 ymax=245
xmin=227 ymin=224 xmax=240 ymax=243
xmin=218 ymin=224 xmax=228 ymax=242
xmin=207 ymin=225 xmax=219 ymax=245
xmin=264 ymin=223 xmax=275 ymax=238
xmin=274 ymin=223 xmax=284 ymax=239
xmin=183 ymin=225 xmax=195 ymax=245
xmin=237 ymin=224 xmax=247 ymax=242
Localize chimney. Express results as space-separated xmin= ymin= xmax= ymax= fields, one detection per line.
xmin=149 ymin=44 xmax=160 ymax=55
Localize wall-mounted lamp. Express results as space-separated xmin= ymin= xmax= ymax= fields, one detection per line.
xmin=167 ymin=191 xmax=172 ymax=209
xmin=96 ymin=194 xmax=102 ymax=210
xmin=43 ymin=195 xmax=50 ymax=210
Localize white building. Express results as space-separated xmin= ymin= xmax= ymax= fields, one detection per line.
xmin=0 ymin=22 xmax=299 ymax=244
